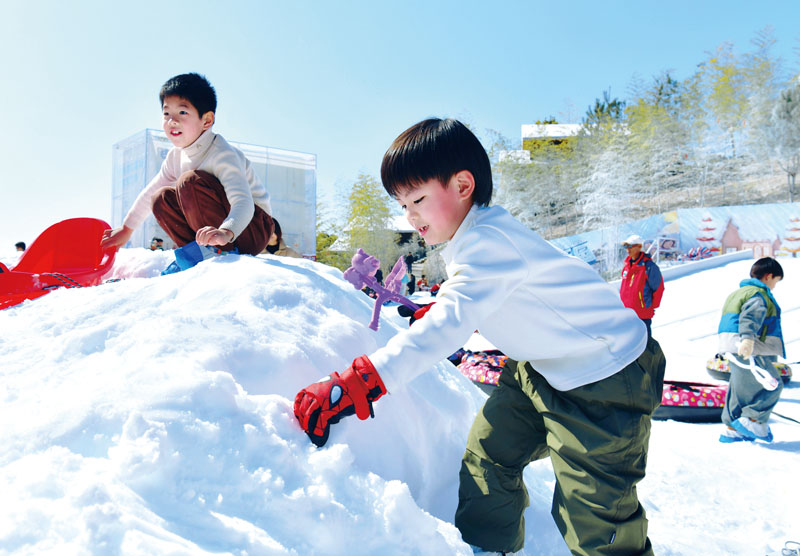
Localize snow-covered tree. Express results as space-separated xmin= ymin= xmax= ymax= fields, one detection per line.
xmin=577 ymin=130 xmax=636 ymax=271
xmin=766 ymin=77 xmax=800 ymax=202
xmin=493 ymin=128 xmax=578 ymax=239
xmin=488 ymin=30 xmax=793 ymax=242
xmin=625 ymin=72 xmax=696 ymax=213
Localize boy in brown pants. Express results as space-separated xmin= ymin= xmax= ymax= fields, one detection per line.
xmin=101 ymin=73 xmax=273 ymax=257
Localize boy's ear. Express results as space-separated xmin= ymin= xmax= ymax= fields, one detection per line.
xmin=201 ymin=111 xmax=215 ymax=130
xmin=453 ymin=170 xmax=475 ymax=201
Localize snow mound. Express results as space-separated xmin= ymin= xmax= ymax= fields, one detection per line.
xmin=5 ymin=248 xmax=799 ymax=555
xmin=0 ymin=249 xmax=486 ymax=555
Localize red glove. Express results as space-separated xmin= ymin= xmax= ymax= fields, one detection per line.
xmin=396 ymin=302 xmax=435 ymax=326
xmin=294 ymin=355 xmax=388 ymax=447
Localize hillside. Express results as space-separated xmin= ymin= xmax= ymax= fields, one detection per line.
xmin=0 ymin=249 xmax=798 ymax=555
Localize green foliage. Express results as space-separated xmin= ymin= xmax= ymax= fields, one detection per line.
xmin=583 ymin=89 xmax=626 ymax=129
xmin=346 ymin=173 xmax=392 ymax=245
xmin=695 ymin=43 xmax=751 ymax=155
xmin=522 ymin=136 xmax=574 ymax=155
xmin=492 ymin=27 xmax=795 ymax=239
xmin=522 ymin=118 xmax=576 ymax=156
xmin=314 ymin=196 xmax=350 ymax=270
xmin=344 ymin=173 xmax=404 ymax=274
xmin=315 ymin=230 xmax=350 ymax=270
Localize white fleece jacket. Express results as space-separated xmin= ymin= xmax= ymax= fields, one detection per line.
xmin=123 ymin=129 xmax=272 ymax=238
xmin=369 ymin=205 xmax=648 ymax=392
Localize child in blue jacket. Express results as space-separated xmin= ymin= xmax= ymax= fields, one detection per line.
xmin=718 ymin=257 xmax=785 ymax=443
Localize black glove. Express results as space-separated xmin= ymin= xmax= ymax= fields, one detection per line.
xmin=397 ymin=302 xmax=435 ymax=326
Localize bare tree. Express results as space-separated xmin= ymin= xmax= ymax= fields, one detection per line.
xmin=766 ymin=77 xmax=800 ymax=201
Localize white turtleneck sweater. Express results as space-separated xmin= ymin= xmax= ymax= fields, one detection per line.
xmin=123 ymin=129 xmax=272 ymax=239
xmin=369 ymin=205 xmax=648 ymax=393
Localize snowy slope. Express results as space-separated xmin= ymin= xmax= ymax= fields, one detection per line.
xmin=0 ymin=249 xmax=798 ymax=555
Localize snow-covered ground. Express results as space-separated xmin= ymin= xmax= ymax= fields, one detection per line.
xmin=0 ymin=248 xmax=798 ymax=555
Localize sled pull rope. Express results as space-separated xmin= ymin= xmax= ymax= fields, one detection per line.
xmin=772 ymin=411 xmax=800 ymax=425
xmin=41 ymin=272 xmax=84 ymax=289
xmin=781 ymin=540 xmax=800 ymax=555
xmin=724 ymin=352 xmax=780 ymax=391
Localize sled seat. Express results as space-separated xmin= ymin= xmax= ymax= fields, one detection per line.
xmin=0 ymin=218 xmax=117 ymax=310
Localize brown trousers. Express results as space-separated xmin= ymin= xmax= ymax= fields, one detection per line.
xmin=151 ymin=170 xmax=273 ymax=256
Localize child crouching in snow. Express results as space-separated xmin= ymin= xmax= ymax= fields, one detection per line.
xmin=718 ymin=257 xmax=785 ymax=443
xmin=101 ymin=73 xmax=274 ymax=260
xmin=293 ymin=118 xmax=666 ymax=555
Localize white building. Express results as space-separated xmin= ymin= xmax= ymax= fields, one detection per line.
xmin=111 ymin=130 xmax=317 ymax=257
xmin=521 ymin=123 xmax=581 ymax=144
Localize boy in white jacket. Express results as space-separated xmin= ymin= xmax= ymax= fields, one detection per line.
xmin=101 ymin=73 xmax=273 ymax=256
xmin=294 ymin=118 xmax=665 ymax=556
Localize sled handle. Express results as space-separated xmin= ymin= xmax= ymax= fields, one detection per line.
xmin=724 ymin=352 xmax=780 ymax=391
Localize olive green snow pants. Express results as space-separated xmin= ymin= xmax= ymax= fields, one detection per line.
xmin=455 ymin=338 xmax=666 ymax=555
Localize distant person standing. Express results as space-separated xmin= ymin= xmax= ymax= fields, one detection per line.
xmin=15 ymin=242 xmax=26 ymax=252
xmin=404 ymin=251 xmax=414 ymax=273
xmin=407 ymin=273 xmax=416 ymax=296
xmin=620 ymin=234 xmax=664 ymax=338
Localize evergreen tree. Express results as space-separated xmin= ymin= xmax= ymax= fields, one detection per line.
xmin=583 ymin=89 xmax=626 ymax=129
xmin=345 ymin=173 xmax=403 ymax=274
xmin=314 ymin=195 xmax=350 ymax=270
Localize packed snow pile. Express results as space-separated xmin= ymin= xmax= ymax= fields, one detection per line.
xmin=1 ymin=248 xmax=799 ymax=555
xmin=0 ymin=249 xmax=490 ymax=555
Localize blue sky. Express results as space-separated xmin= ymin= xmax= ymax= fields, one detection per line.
xmin=2 ymin=0 xmax=799 ymax=250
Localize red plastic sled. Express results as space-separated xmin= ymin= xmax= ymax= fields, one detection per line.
xmin=0 ymin=218 xmax=117 ymax=310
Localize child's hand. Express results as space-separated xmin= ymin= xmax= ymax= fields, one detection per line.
xmin=397 ymin=302 xmax=435 ymax=326
xmin=100 ymin=226 xmax=133 ymax=249
xmin=738 ymin=338 xmax=755 ymax=359
xmin=196 ymin=226 xmax=234 ymax=246
xmin=294 ymin=356 xmax=387 ymax=447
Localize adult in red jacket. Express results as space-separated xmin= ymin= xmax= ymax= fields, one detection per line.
xmin=620 ymin=234 xmax=664 ymax=338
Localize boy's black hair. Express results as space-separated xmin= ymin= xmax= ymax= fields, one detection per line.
xmin=750 ymin=257 xmax=783 ymax=280
xmin=159 ymin=73 xmax=217 ymax=116
xmin=381 ymin=118 xmax=492 ymax=207
xmin=15 ymin=241 xmax=25 ymax=250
